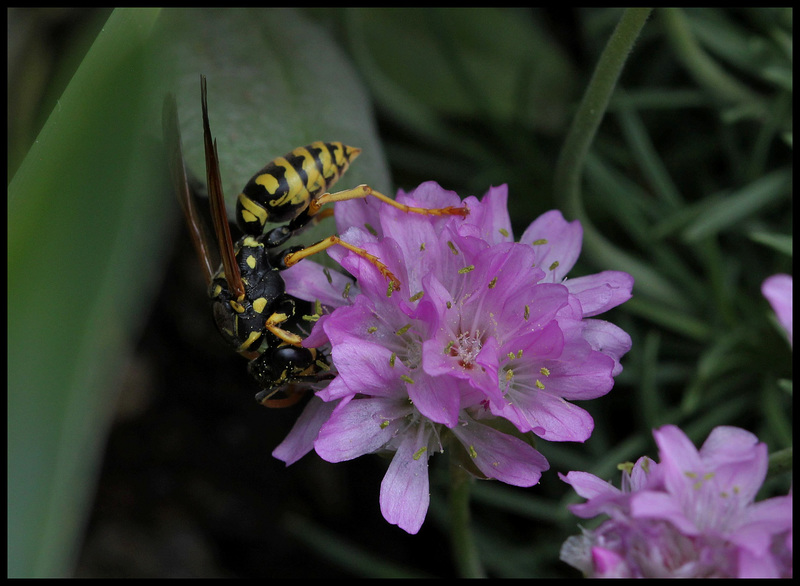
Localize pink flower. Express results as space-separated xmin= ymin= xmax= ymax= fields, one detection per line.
xmin=762 ymin=273 xmax=792 ymax=347
xmin=560 ymin=425 xmax=793 ymax=577
xmin=275 ymin=182 xmax=632 ymax=533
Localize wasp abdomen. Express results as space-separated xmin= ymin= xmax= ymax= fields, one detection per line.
xmin=236 ymin=141 xmax=361 ymax=234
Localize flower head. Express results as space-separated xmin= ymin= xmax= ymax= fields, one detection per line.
xmin=275 ymin=182 xmax=633 ymax=533
xmin=560 ymin=425 xmax=793 ymax=578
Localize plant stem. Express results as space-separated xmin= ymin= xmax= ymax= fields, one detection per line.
xmin=555 ymin=8 xmax=653 ymax=210
xmin=552 ymin=9 xmax=683 ymax=307
xmin=449 ymin=459 xmax=485 ymax=578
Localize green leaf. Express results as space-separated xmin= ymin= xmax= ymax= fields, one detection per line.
xmin=8 ymin=7 xmax=385 ymax=577
xmin=682 ymin=168 xmax=791 ymax=242
xmin=153 ymin=8 xmax=390 ymax=214
xmin=8 ymin=8 xmax=164 ymax=577
xmin=344 ymin=8 xmax=578 ymax=143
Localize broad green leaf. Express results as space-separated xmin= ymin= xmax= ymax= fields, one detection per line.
xmin=8 ymin=7 xmax=385 ymax=577
xmin=152 ymin=8 xmax=390 ymax=216
xmin=8 ymin=8 xmax=164 ymax=577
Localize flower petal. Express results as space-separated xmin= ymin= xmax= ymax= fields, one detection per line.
xmin=564 ymin=270 xmax=634 ymax=317
xmin=315 ymin=396 xmax=412 ymax=462
xmin=450 ymin=416 xmax=549 ymax=486
xmin=379 ymin=425 xmax=432 ymax=534
xmin=496 ymin=386 xmax=596 ymax=441
xmin=460 ymin=184 xmax=514 ymax=245
xmin=406 ymin=372 xmax=462 ymax=428
xmin=579 ymin=318 xmax=633 ymax=376
xmin=272 ymin=396 xmax=338 ymax=465
xmin=282 ymin=259 xmax=355 ymax=309
xmin=519 ymin=210 xmax=583 ymax=282
xmin=329 ymin=339 xmax=406 ymax=398
xmin=761 ymin=273 xmax=792 ymax=346
xmin=699 ymin=426 xmax=766 ymax=503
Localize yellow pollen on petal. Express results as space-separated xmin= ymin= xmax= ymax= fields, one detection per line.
xmin=413 ymin=446 xmax=427 ymax=460
xmin=535 ymin=379 xmax=545 ymax=389
xmin=540 ymin=366 xmax=550 ymax=376
xmin=468 ymin=445 xmax=478 ymax=459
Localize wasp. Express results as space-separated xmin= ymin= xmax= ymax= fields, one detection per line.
xmin=162 ymin=75 xmax=468 ymax=408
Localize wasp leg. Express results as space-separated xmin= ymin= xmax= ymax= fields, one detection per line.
xmin=280 ymin=236 xmax=400 ymax=289
xmin=264 ymin=312 xmax=306 ymax=346
xmin=254 ymin=372 xmax=336 ymax=408
xmin=255 ymin=387 xmax=306 ymax=408
xmin=308 ymin=184 xmax=469 ymax=218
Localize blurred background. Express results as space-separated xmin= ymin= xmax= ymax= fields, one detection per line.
xmin=8 ymin=8 xmax=792 ymax=578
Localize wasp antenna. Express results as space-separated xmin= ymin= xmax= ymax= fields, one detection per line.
xmin=201 ymin=75 xmax=246 ymax=301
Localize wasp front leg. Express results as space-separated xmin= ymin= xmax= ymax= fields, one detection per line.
xmin=277 ymin=237 xmax=401 ymax=290
xmin=264 ymin=311 xmax=305 ymax=347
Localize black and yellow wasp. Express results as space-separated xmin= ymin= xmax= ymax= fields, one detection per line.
xmin=162 ymin=75 xmax=468 ymax=407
